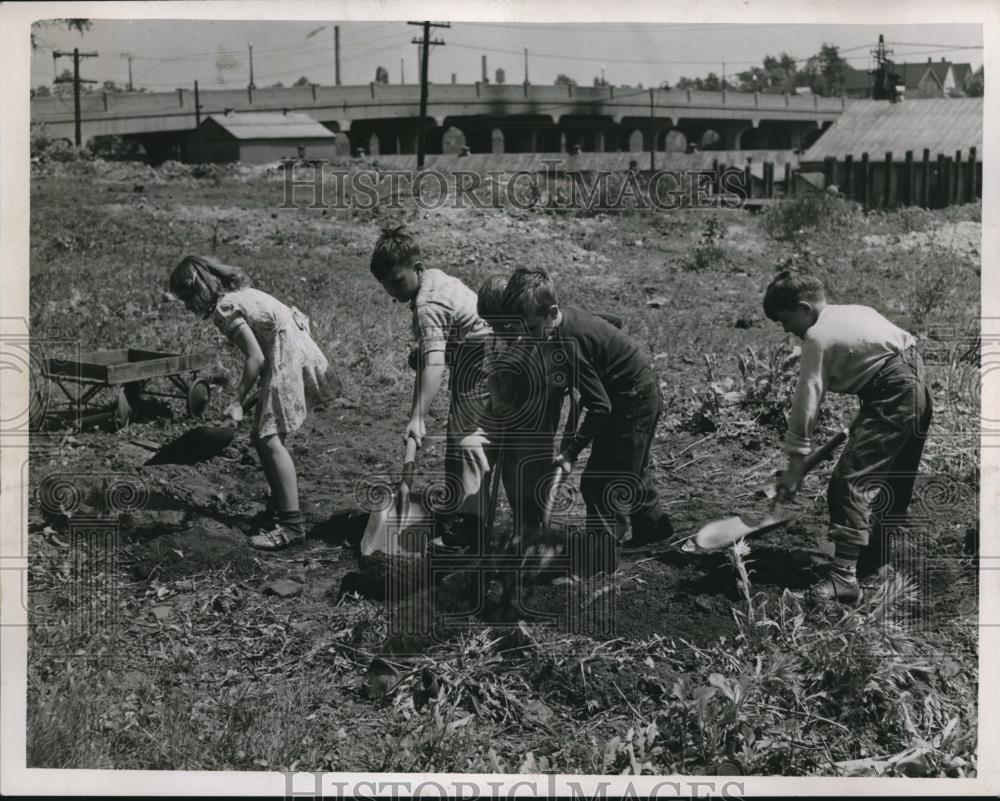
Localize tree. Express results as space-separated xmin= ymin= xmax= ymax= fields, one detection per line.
xmin=269 ymin=81 xmax=285 ymax=88
xmin=293 ymin=75 xmax=311 ymax=87
xmin=736 ymin=53 xmax=798 ymax=93
xmin=593 ymin=75 xmax=608 ymax=87
xmin=375 ymin=65 xmax=389 ymax=84
xmin=966 ymin=65 xmax=984 ymax=97
xmin=53 ymin=68 xmax=74 ymax=96
xmin=102 ymin=79 xmax=123 ymax=93
xmin=495 ymin=67 xmax=506 ymax=84
xmin=34 ymin=85 xmax=52 ymax=97
xmin=702 ymin=72 xmax=721 ymax=91
xmin=31 ymin=18 xmax=91 ymax=50
xmin=802 ymin=44 xmax=849 ymax=97
xmin=554 ymin=73 xmax=577 ymax=87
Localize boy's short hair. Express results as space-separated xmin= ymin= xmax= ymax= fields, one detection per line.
xmin=477 ymin=275 xmax=509 ymax=322
xmin=370 ymin=224 xmax=419 ymax=281
xmin=763 ymin=270 xmax=826 ymax=320
xmin=502 ymin=267 xmax=559 ymax=319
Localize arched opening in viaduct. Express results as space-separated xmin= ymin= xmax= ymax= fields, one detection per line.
xmin=658 ymin=129 xmax=687 ymax=152
xmin=699 ymin=129 xmax=723 ymax=150
xmin=440 ymin=126 xmax=466 ymax=154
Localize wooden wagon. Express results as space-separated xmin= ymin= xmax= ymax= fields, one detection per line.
xmin=36 ymin=348 xmax=213 ymax=430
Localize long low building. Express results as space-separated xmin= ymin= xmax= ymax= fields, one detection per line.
xmin=801 ymin=97 xmax=982 ymax=164
xmin=187 ymin=111 xmax=344 ymax=164
xmin=798 ymin=97 xmax=982 ymax=207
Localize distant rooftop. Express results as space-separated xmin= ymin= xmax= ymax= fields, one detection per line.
xmin=202 ymin=111 xmax=336 ymax=140
xmin=802 ymin=98 xmax=982 ymax=162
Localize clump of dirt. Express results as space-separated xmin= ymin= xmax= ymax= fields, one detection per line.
xmin=126 ymin=522 xmax=258 ymax=581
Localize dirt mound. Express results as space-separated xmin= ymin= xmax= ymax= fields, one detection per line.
xmin=862 ymin=221 xmax=981 ymax=261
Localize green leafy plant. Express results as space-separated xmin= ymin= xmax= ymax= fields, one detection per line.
xmin=761 ymin=191 xmax=862 ymax=241
xmin=684 ymin=217 xmax=729 ymax=271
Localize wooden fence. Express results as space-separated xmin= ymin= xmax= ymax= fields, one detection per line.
xmin=719 ymin=148 xmax=981 ymax=209
xmin=817 ymin=148 xmax=981 ymax=209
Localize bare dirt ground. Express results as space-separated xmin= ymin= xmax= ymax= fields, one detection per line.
xmin=25 ymin=157 xmax=980 ymax=775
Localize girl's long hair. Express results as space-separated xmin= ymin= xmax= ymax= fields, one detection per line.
xmin=169 ymin=255 xmax=252 ymax=314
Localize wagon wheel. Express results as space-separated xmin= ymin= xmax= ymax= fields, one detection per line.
xmin=123 ymin=381 xmax=145 ymax=409
xmin=28 ymin=386 xmax=48 ymax=431
xmin=186 ymin=377 xmax=211 ymax=418
xmin=112 ymin=387 xmax=131 ymax=430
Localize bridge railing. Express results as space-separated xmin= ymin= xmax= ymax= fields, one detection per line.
xmin=31 ymin=82 xmax=848 ymax=121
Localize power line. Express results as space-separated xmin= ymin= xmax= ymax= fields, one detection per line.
xmin=129 ymin=30 xmax=413 ymax=85
xmin=456 ymin=21 xmax=819 ymax=32
xmin=884 ymin=41 xmax=982 ymax=49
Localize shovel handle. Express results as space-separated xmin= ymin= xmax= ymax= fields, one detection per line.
xmin=541 ymin=466 xmax=564 ymax=528
xmin=400 ymin=435 xmax=418 ymax=490
xmin=803 ymin=428 xmax=849 ymax=472
xmin=219 ymin=393 xmax=259 ymax=427
xmin=771 ymin=428 xmax=849 ymax=513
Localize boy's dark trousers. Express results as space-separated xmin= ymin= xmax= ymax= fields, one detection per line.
xmin=578 ymin=367 xmax=667 ymax=542
xmin=826 ymin=346 xmax=933 ymax=572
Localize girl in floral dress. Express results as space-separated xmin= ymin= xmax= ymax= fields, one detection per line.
xmin=169 ymin=255 xmax=334 ymax=550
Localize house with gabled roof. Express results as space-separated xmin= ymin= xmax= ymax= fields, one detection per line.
xmin=844 ymin=58 xmax=977 ymax=99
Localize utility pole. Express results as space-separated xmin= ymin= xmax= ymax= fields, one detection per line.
xmin=524 ymin=46 xmax=529 ymax=85
xmin=334 ymin=26 xmax=341 ymax=86
xmin=649 ymin=87 xmax=655 ymax=172
xmin=409 ymin=21 xmax=449 ymax=169
xmin=53 ymin=48 xmax=98 ymax=146
xmin=871 ymin=34 xmax=896 ymax=100
xmin=194 ymin=80 xmax=204 ymax=164
xmin=248 ymin=43 xmax=255 ymax=89
xmin=401 ymin=57 xmax=405 ymax=84
xmin=120 ymin=52 xmax=134 ymax=91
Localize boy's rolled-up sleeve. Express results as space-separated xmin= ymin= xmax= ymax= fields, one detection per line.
xmin=784 ymin=337 xmax=827 ymax=456
xmin=414 ymin=300 xmax=450 ymax=355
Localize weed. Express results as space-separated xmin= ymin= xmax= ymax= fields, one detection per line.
xmin=761 ymin=191 xmax=863 ymax=241
xmin=684 ymin=218 xmax=729 ymax=271
xmin=905 ymin=242 xmax=975 ymax=330
xmin=684 ymin=344 xmax=800 ymax=436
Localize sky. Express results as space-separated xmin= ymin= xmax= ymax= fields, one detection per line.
xmin=29 ymin=19 xmax=983 ymax=93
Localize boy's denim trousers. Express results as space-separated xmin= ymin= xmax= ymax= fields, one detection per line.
xmin=827 ymin=346 xmax=933 ymax=548
xmin=441 ymin=339 xmax=492 ymax=524
xmin=578 ymin=367 xmax=667 ymax=541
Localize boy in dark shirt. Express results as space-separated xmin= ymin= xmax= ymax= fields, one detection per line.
xmin=502 ymin=267 xmax=673 ymax=547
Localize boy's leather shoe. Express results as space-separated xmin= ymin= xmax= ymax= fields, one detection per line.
xmin=806 ymin=572 xmax=863 ymax=606
xmin=623 ymin=515 xmax=674 ymax=548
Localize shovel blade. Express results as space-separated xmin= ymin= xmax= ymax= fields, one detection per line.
xmin=693 ymin=513 xmax=787 ymax=551
xmin=360 ymin=497 xmax=432 ymax=557
xmin=144 ymin=425 xmax=237 ymax=466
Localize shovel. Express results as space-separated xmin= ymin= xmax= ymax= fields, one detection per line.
xmin=360 ymin=435 xmax=431 ymax=558
xmin=145 ymin=395 xmax=258 ymax=466
xmin=692 ymin=428 xmax=849 ymax=552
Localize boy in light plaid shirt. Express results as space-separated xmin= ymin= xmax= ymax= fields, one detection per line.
xmin=370 ymin=226 xmax=492 ymax=545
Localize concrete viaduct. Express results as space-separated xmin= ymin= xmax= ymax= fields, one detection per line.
xmin=30 ymin=82 xmax=847 ymax=163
